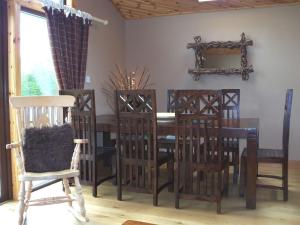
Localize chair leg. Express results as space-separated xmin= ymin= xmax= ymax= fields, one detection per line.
xmin=74 ymin=177 xmax=87 ymax=220
xmin=167 ymin=158 xmax=174 ymax=192
xmin=117 ymin=159 xmax=122 ymax=201
xmin=175 ymin=185 xmax=179 ymax=209
xmin=239 ymin=156 xmax=246 ymax=197
xmin=93 ymin=160 xmax=98 ymax=197
xmin=223 ymin=166 xmax=229 ymax=196
xmin=112 ymin=154 xmax=117 ymax=185
xmin=233 ymin=151 xmax=239 ymax=184
xmin=17 ymin=181 xmax=26 ymax=225
xmin=63 ymin=178 xmax=73 ymax=207
xmin=153 ymin=166 xmax=158 ymax=206
xmin=174 ymin=165 xmax=180 ymax=209
xmin=24 ymin=181 xmax=32 ymax=212
xmin=283 ymin=161 xmax=288 ymax=201
xmin=217 ymin=171 xmax=222 ymax=214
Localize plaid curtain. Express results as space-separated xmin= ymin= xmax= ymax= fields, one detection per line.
xmin=43 ymin=7 xmax=91 ymax=89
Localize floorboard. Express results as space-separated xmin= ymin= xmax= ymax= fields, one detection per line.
xmin=0 ymin=163 xmax=299 ymax=225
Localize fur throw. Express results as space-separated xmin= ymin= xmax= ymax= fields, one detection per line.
xmin=23 ymin=124 xmax=75 ymax=173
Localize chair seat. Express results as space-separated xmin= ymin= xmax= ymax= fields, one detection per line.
xmin=242 ymin=148 xmax=284 ymax=161
xmin=158 ymin=152 xmax=173 ymax=166
xmin=222 ymin=140 xmax=239 ymax=150
xmin=158 ymin=135 xmax=176 ymax=148
xmin=20 ymin=169 xmax=80 ymax=181
xmin=96 ymin=146 xmax=116 ymax=157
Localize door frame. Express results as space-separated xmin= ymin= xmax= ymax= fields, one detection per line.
xmin=0 ymin=0 xmax=12 ymax=203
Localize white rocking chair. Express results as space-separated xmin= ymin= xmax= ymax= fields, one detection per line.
xmin=6 ymin=96 xmax=89 ymax=225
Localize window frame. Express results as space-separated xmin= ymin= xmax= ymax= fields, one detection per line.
xmin=0 ymin=0 xmax=12 ymax=203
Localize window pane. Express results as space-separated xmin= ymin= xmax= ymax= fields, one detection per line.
xmin=20 ymin=11 xmax=58 ymax=96
xmin=51 ymin=0 xmax=64 ymax=4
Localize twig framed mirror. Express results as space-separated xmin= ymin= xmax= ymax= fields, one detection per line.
xmin=187 ymin=33 xmax=253 ymax=80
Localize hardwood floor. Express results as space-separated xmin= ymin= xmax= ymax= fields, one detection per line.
xmin=0 ymin=163 xmax=300 ymax=225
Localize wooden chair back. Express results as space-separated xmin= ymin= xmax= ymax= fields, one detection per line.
xmin=115 ymin=89 xmax=157 ymax=191
xmin=167 ymin=89 xmax=176 ymax=112
xmin=221 ymin=89 xmax=240 ymax=119
xmin=282 ymin=89 xmax=293 ymax=157
xmin=9 ymin=95 xmax=75 ymax=174
xmin=59 ymin=89 xmax=96 ymax=184
xmin=221 ymin=89 xmax=240 ymax=149
xmin=174 ymin=90 xmax=223 ymax=194
xmin=168 ymin=89 xmax=239 ymax=115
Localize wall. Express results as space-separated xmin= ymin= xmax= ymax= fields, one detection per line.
xmin=125 ymin=5 xmax=300 ymax=159
xmin=77 ymin=0 xmax=125 ymax=114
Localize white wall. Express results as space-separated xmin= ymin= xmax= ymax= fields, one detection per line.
xmin=77 ymin=0 xmax=125 ymax=114
xmin=125 ymin=5 xmax=300 ymax=159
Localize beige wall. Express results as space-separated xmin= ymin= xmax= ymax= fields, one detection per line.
xmin=125 ymin=5 xmax=300 ymax=159
xmin=77 ymin=0 xmax=125 ymax=114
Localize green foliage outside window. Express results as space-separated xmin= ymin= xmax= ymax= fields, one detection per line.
xmin=21 ymin=74 xmax=42 ymax=96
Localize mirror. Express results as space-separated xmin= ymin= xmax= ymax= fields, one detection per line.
xmin=203 ymin=52 xmax=241 ymax=69
xmin=187 ymin=33 xmax=254 ymax=80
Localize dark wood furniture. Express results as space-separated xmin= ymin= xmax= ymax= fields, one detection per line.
xmin=187 ymin=33 xmax=254 ymax=80
xmin=157 ymin=90 xmax=176 ymax=150
xmin=0 ymin=0 xmax=12 ymax=203
xmin=59 ymin=89 xmax=116 ymax=197
xmin=240 ymin=89 xmax=293 ymax=201
xmin=174 ymin=90 xmax=229 ymax=213
xmin=115 ymin=89 xmax=174 ymax=206
xmin=96 ymin=114 xmax=259 ymax=209
xmin=221 ymin=89 xmax=240 ymax=184
xmin=168 ymin=89 xmax=241 ymax=184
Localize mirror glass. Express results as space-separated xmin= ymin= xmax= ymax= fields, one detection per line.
xmin=202 ymin=49 xmax=241 ymax=68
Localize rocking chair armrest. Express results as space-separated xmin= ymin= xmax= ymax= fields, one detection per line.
xmin=6 ymin=142 xmax=21 ymax=150
xmin=74 ymin=139 xmax=89 ymax=144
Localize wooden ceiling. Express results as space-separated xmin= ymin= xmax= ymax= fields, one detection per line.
xmin=111 ymin=0 xmax=300 ymax=20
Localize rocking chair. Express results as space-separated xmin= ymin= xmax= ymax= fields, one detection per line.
xmin=6 ymin=96 xmax=88 ymax=225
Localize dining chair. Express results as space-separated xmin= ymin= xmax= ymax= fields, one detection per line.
xmin=115 ymin=89 xmax=174 ymax=206
xmin=239 ymin=89 xmax=293 ymax=201
xmin=157 ymin=90 xmax=176 ymax=160
xmin=59 ymin=89 xmax=116 ymax=197
xmin=169 ymin=89 xmax=240 ymax=184
xmin=6 ymin=96 xmax=88 ymax=224
xmin=221 ymin=89 xmax=240 ymax=184
xmin=174 ymin=90 xmax=229 ymax=214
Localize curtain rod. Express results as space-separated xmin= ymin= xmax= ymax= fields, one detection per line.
xmin=39 ymin=0 xmax=108 ymax=25
xmin=92 ymin=16 xmax=108 ymax=25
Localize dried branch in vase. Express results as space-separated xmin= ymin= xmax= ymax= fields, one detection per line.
xmin=102 ymin=64 xmax=153 ymax=111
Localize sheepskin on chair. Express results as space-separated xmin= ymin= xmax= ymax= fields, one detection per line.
xmin=23 ymin=124 xmax=75 ymax=173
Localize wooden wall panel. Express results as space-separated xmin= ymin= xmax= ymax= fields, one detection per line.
xmin=111 ymin=0 xmax=300 ymax=19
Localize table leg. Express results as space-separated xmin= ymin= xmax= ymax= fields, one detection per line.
xmin=246 ymin=130 xmax=258 ymax=209
xmin=103 ymin=131 xmax=117 ymax=185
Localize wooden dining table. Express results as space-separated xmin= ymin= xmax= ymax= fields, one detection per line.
xmin=96 ymin=113 xmax=259 ymax=209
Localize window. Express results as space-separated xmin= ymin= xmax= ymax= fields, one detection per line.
xmin=52 ymin=0 xmax=66 ymax=4
xmin=20 ymin=11 xmax=58 ymax=96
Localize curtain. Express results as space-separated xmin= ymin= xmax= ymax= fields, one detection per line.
xmin=43 ymin=7 xmax=91 ymax=89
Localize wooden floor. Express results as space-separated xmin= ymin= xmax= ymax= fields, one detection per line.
xmin=1 ymin=163 xmax=300 ymax=225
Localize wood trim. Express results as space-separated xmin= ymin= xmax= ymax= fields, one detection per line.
xmin=68 ymin=0 xmax=76 ymax=8
xmin=17 ymin=0 xmax=43 ymax=13
xmin=7 ymin=0 xmax=21 ymax=200
xmin=17 ymin=0 xmax=75 ymax=13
